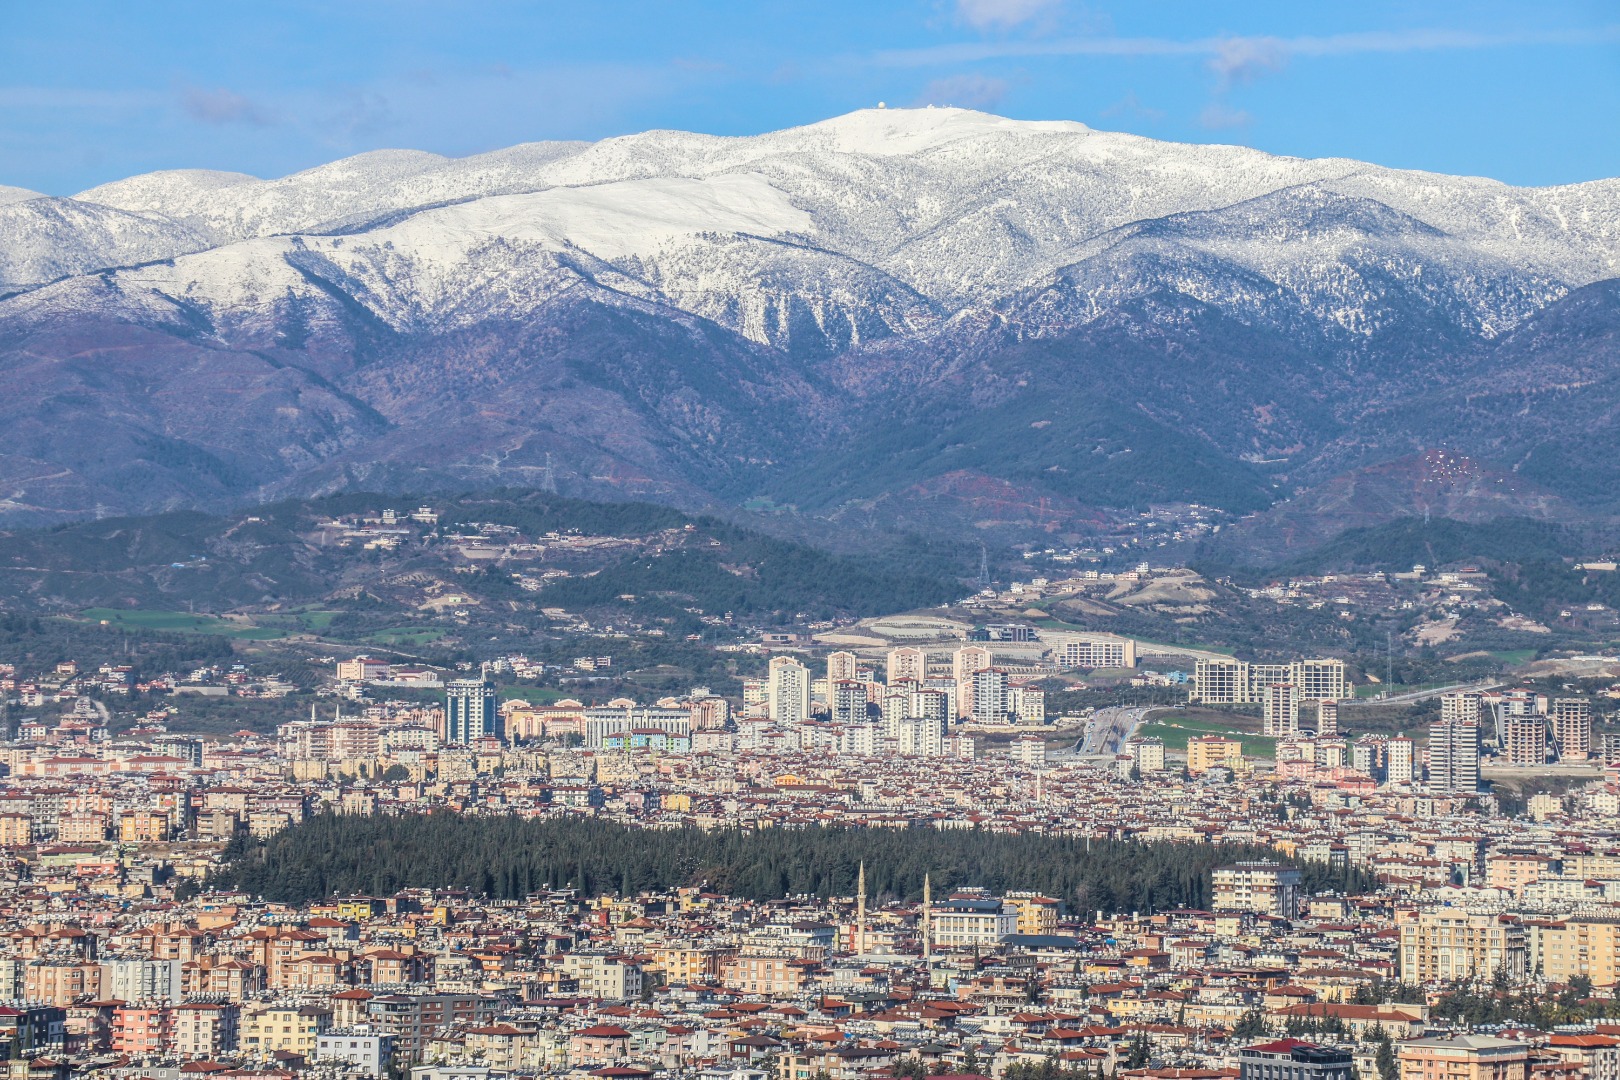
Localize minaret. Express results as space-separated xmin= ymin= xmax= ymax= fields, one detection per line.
xmin=856 ymin=862 xmax=867 ymax=956
xmin=922 ymin=873 xmax=933 ymax=959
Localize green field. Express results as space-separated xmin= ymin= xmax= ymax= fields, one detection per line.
xmin=79 ymin=608 xmax=286 ymax=640
xmin=1354 ymin=679 xmax=1454 ymax=699
xmin=1137 ymin=711 xmax=1276 ymax=758
xmin=364 ymin=627 xmax=448 ymax=646
xmin=294 ymin=609 xmax=342 ymax=632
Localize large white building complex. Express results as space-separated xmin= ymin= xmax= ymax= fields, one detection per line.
xmin=1191 ymin=658 xmax=1348 ymax=705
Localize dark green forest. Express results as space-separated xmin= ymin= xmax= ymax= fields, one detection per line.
xmin=213 ymin=813 xmax=1368 ymax=911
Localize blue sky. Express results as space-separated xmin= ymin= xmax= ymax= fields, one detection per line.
xmin=4 ymin=0 xmax=1619 ymax=194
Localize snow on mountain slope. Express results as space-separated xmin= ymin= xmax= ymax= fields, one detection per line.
xmin=77 ymin=151 xmax=451 ymax=242
xmin=8 ymin=108 xmax=1620 ymax=530
xmin=0 ymin=185 xmax=43 ymax=207
xmin=1320 ymin=170 xmax=1620 ymax=284
xmin=0 ymin=197 xmax=213 ymax=292
xmin=398 ymin=172 xmax=813 ymax=261
xmin=7 ymin=106 xmax=1620 ymax=348
xmin=743 ymin=107 xmax=1089 ymax=156
xmin=75 ymin=143 xmax=594 ymax=244
xmin=75 ymin=167 xmax=261 ymax=211
xmin=10 ymin=173 xmax=823 ymax=340
xmin=1010 ymin=186 xmax=1570 ymax=341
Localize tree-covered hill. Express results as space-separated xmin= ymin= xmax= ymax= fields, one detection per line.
xmin=0 ymin=489 xmax=964 ymax=619
xmin=212 ymin=813 xmax=1369 ymax=912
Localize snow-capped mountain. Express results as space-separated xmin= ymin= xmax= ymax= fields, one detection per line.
xmin=2 ymin=107 xmax=1619 ymax=541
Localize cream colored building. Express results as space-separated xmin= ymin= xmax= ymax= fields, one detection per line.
xmin=1526 ymin=917 xmax=1620 ymax=987
xmin=1211 ymin=861 xmax=1301 ymax=918
xmin=1005 ymin=893 xmax=1061 ymax=935
xmin=1193 ymin=658 xmax=1347 ymax=704
xmin=1397 ymin=910 xmax=1526 ymax=985
xmin=241 ymin=1004 xmax=332 ymax=1057
xmin=1188 ymin=734 xmax=1243 ymax=774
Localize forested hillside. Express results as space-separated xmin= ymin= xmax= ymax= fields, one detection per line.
xmin=0 ymin=489 xmax=964 ymax=619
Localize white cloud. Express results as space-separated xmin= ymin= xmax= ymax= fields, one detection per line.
xmin=179 ymin=85 xmax=273 ymax=126
xmin=1208 ymin=36 xmax=1288 ymax=90
xmin=956 ymin=0 xmax=1063 ymax=32
xmin=914 ymin=73 xmax=1011 ymax=109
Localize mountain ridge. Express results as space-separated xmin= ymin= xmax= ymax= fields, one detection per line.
xmin=2 ymin=107 xmax=1619 ymax=548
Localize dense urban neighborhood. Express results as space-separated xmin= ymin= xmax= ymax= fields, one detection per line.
xmin=5 ymin=40 xmax=1620 ymax=1080
xmin=3 ymin=551 xmax=1620 ymax=1080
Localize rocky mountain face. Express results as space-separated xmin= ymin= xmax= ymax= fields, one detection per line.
xmin=2 ymin=108 xmax=1618 ymax=548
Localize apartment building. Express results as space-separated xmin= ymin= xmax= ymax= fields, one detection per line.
xmin=953 ymin=645 xmax=992 ymax=719
xmin=767 ymin=657 xmax=811 ymax=725
xmin=1551 ymin=698 xmax=1593 ymax=761
xmin=719 ymin=952 xmax=813 ymax=997
xmin=1428 ymin=719 xmax=1480 ymax=793
xmin=1212 ymin=862 xmax=1302 ymax=918
xmin=1263 ymin=684 xmax=1301 ymax=738
xmin=970 ymin=668 xmax=1010 ymax=725
xmin=171 ymin=1002 xmax=239 ymax=1058
xmin=317 ymin=1027 xmax=396 ymax=1075
xmin=885 ymin=647 xmax=926 ymax=685
xmin=1193 ymin=659 xmax=1347 ymax=704
xmin=1005 ymin=893 xmax=1062 ymax=936
xmin=826 ymin=651 xmax=857 ymax=683
xmin=1059 ymin=636 xmax=1137 ymax=669
xmin=556 ymin=952 xmax=643 ymax=1000
xmin=1546 ymin=1034 xmax=1620 ymax=1080
xmin=1397 ymin=911 xmax=1527 ymax=985
xmin=111 ymin=1004 xmax=171 ymax=1057
xmin=1525 ymin=917 xmax=1620 ymax=987
xmin=1398 ymin=1036 xmax=1529 ymax=1080
xmin=103 ymin=958 xmax=182 ymax=1003
xmin=1188 ymin=735 xmax=1243 ymax=775
xmin=930 ymin=896 xmax=1017 ymax=947
xmin=1128 ymin=737 xmax=1167 ymax=774
xmin=241 ymin=1004 xmax=331 ymax=1058
xmin=1386 ymin=736 xmax=1416 ymax=786
xmin=363 ymin=993 xmax=503 ymax=1060
xmin=1441 ymin=691 xmax=1484 ymax=724
xmin=1499 ymin=717 xmax=1548 ymax=767
xmin=1240 ymin=1040 xmax=1354 ymax=1080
